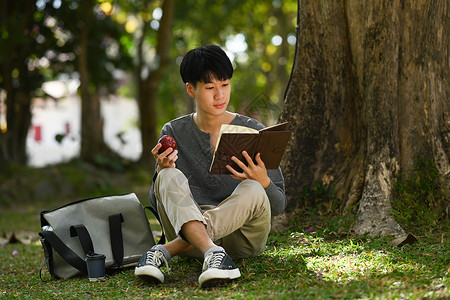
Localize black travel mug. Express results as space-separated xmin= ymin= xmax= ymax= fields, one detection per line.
xmin=85 ymin=253 xmax=106 ymax=281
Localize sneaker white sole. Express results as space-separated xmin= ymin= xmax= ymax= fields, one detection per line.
xmin=135 ymin=265 xmax=164 ymax=284
xmin=199 ymin=268 xmax=241 ymax=288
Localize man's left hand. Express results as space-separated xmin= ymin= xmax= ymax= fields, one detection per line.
xmin=226 ymin=151 xmax=271 ymax=188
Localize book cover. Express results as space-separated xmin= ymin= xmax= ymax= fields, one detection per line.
xmin=209 ymin=122 xmax=291 ymax=174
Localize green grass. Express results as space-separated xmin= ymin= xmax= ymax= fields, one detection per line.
xmin=0 ymin=227 xmax=448 ymax=299
xmin=0 ymin=162 xmax=449 ymax=299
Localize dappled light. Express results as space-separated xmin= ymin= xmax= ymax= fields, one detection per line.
xmin=2 ymin=219 xmax=447 ymax=298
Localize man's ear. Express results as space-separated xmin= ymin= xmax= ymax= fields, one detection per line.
xmin=186 ymin=82 xmax=195 ymax=97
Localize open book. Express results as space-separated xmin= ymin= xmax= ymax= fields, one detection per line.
xmin=209 ymin=122 xmax=291 ymax=174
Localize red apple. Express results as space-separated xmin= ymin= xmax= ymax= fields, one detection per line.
xmin=158 ymin=135 xmax=177 ymax=154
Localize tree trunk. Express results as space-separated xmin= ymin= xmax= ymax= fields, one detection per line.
xmin=280 ymin=0 xmax=449 ymax=237
xmin=0 ymin=3 xmax=35 ymax=165
xmin=78 ymin=0 xmax=106 ymax=162
xmin=138 ymin=0 xmax=175 ymax=166
xmin=3 ymin=88 xmax=31 ymax=164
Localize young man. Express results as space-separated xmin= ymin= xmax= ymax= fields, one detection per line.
xmin=135 ymin=44 xmax=286 ymax=288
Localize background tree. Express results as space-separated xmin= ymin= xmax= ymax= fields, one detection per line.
xmin=0 ymin=2 xmax=56 ymax=164
xmin=116 ymin=0 xmax=296 ymax=163
xmin=0 ymin=0 xmax=296 ymax=168
xmin=77 ymin=0 xmax=106 ymax=161
xmin=1 ymin=1 xmax=132 ymax=167
xmin=44 ymin=0 xmax=132 ymax=162
xmin=105 ymin=0 xmax=179 ymax=165
xmin=137 ymin=0 xmax=175 ymax=166
xmin=280 ymin=0 xmax=449 ymax=237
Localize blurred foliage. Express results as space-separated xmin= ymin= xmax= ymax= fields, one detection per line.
xmin=44 ymin=0 xmax=132 ymax=90
xmin=0 ymin=0 xmax=297 ymax=166
xmin=167 ymin=0 xmax=298 ymax=126
xmin=110 ymin=0 xmax=297 ymax=128
xmin=0 ymin=160 xmax=153 ymax=212
xmin=0 ymin=2 xmax=60 ymax=163
xmin=0 ymin=1 xmax=132 ymax=97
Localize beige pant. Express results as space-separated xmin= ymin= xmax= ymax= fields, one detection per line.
xmin=154 ymin=168 xmax=271 ymax=259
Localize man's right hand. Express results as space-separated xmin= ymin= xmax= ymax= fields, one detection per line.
xmin=152 ymin=143 xmax=178 ymax=173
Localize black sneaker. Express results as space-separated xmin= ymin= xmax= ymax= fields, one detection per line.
xmin=198 ymin=250 xmax=241 ymax=288
xmin=134 ymin=249 xmax=168 ymax=284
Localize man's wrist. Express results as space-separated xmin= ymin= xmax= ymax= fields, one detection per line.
xmin=261 ymin=177 xmax=271 ymax=189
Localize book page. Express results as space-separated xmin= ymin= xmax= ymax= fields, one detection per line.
xmin=219 ymin=124 xmax=258 ymax=135
xmin=214 ymin=124 xmax=258 ymax=152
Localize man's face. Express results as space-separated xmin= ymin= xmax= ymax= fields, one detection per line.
xmin=186 ymin=78 xmax=231 ymax=117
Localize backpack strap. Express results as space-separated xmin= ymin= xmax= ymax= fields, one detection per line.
xmin=39 ymin=236 xmax=53 ymax=281
xmin=145 ymin=206 xmax=166 ymax=245
xmin=70 ymin=225 xmax=94 ymax=256
xmin=38 ymin=231 xmax=88 ymax=275
xmin=108 ymin=213 xmax=124 ymax=267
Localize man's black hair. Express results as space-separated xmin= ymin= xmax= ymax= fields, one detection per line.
xmin=180 ymin=44 xmax=233 ymax=87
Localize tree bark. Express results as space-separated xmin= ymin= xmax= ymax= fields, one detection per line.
xmin=138 ymin=0 xmax=175 ymax=166
xmin=280 ymin=0 xmax=449 ymax=237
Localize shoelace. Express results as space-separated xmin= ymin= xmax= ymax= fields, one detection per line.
xmin=203 ymin=251 xmax=225 ymax=271
xmin=146 ymin=250 xmax=169 ymax=272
